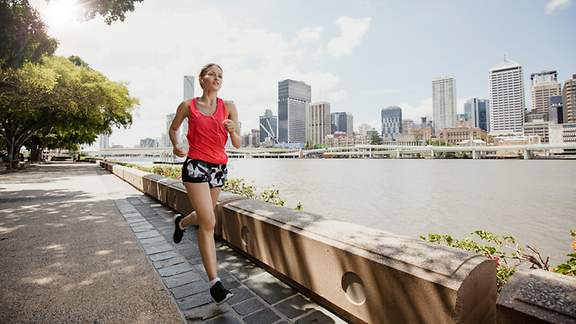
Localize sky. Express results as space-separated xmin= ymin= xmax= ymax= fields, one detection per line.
xmin=30 ymin=0 xmax=576 ymax=148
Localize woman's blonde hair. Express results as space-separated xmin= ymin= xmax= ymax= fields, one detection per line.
xmin=199 ymin=63 xmax=223 ymax=89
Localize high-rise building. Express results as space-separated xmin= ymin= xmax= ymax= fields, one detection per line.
xmin=179 ymin=76 xmax=193 ymax=150
xmin=346 ymin=114 xmax=354 ymax=135
xmin=381 ymin=106 xmax=402 ymax=140
xmin=432 ymin=77 xmax=457 ymax=134
xmin=183 ymin=75 xmax=195 ymax=100
xmin=165 ymin=113 xmax=179 ymax=147
xmin=489 ymin=58 xmax=525 ymax=134
xmin=464 ymin=98 xmax=490 ymax=132
xmin=402 ymin=119 xmax=415 ymax=135
xmin=358 ymin=123 xmax=373 ymax=136
xmin=306 ymin=102 xmax=331 ymax=146
xmin=259 ymin=109 xmax=278 ymax=143
xmin=331 ymin=112 xmax=347 ymax=133
xmin=278 ymin=79 xmax=311 ymax=144
xmin=99 ymin=134 xmax=109 ymax=149
xmin=530 ymin=71 xmax=560 ymax=119
xmin=140 ymin=138 xmax=159 ymax=148
xmin=549 ymin=95 xmax=563 ymax=124
xmin=563 ymin=74 xmax=576 ymax=123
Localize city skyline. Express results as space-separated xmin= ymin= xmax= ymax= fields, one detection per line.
xmin=29 ymin=0 xmax=576 ymax=147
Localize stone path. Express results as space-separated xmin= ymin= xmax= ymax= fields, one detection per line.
xmin=117 ymin=193 xmax=348 ymax=324
xmin=1 ymin=163 xmax=347 ymax=323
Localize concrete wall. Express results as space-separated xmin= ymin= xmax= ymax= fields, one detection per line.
xmin=99 ymin=162 xmax=575 ymax=324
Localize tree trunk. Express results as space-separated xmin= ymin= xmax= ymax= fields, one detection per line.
xmin=7 ymin=137 xmax=20 ymax=169
xmin=29 ymin=137 xmax=42 ymax=162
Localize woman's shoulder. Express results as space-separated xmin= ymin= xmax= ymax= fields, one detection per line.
xmin=222 ymin=99 xmax=236 ymax=110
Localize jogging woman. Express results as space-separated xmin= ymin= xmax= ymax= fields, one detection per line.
xmin=169 ymin=63 xmax=240 ymax=304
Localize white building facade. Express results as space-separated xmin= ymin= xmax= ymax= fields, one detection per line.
xmin=432 ymin=77 xmax=457 ymax=134
xmin=489 ymin=59 xmax=525 ymax=134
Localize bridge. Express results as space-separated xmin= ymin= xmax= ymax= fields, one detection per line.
xmin=85 ymin=143 xmax=576 ymax=161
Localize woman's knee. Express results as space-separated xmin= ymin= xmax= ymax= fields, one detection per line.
xmin=198 ymin=214 xmax=216 ymax=231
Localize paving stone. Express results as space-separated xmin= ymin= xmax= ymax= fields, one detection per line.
xmin=140 ymin=236 xmax=166 ymax=245
xmin=134 ymin=230 xmax=161 ymax=239
xmin=243 ymin=308 xmax=280 ymax=324
xmin=227 ymin=287 xmax=255 ymax=305
xmin=131 ymin=224 xmax=155 ymax=233
xmin=153 ymin=255 xmax=187 ymax=269
xmin=143 ymin=243 xmax=174 ymax=255
xmin=183 ymin=300 xmax=232 ymax=322
xmin=231 ymin=298 xmax=266 ymax=316
xmin=244 ymin=272 xmax=296 ymax=305
xmin=126 ymin=217 xmax=146 ymax=224
xmin=228 ymin=263 xmax=265 ymax=281
xmin=295 ymin=309 xmax=347 ymax=324
xmin=273 ymin=321 xmax=290 ymax=324
xmin=158 ymin=262 xmax=195 ymax=277
xmin=198 ymin=313 xmax=242 ymax=324
xmin=275 ymin=294 xmax=316 ymax=319
xmin=149 ymin=250 xmax=179 ymax=262
xmin=171 ymin=280 xmax=210 ymax=299
xmin=163 ymin=271 xmax=202 ymax=288
xmin=177 ymin=291 xmax=212 ymax=310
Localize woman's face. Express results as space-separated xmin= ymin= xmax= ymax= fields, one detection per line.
xmin=201 ymin=66 xmax=223 ymax=92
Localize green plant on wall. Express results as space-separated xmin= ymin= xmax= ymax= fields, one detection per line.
xmin=420 ymin=230 xmax=551 ymax=292
xmin=553 ymin=230 xmax=576 ymax=276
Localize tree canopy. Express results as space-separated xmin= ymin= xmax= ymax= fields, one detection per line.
xmin=0 ymin=0 xmax=58 ymax=69
xmin=81 ymin=0 xmax=144 ymax=24
xmin=0 ymin=56 xmax=138 ymax=164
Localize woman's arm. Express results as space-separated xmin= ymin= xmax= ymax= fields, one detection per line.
xmin=169 ymin=101 xmax=189 ymax=157
xmin=223 ymin=101 xmax=241 ymax=149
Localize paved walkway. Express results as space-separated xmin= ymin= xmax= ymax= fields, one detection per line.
xmin=0 ymin=163 xmax=346 ymax=324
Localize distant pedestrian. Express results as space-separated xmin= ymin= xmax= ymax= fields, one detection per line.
xmin=169 ymin=63 xmax=240 ymax=304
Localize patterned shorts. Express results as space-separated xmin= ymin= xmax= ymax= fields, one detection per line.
xmin=182 ymin=158 xmax=228 ymax=188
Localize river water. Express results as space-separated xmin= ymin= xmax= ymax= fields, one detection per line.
xmin=126 ymin=157 xmax=576 ymax=265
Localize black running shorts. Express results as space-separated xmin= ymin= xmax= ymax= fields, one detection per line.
xmin=181 ymin=158 xmax=228 ymax=188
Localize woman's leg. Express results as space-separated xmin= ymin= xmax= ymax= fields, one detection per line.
xmin=184 ymin=182 xmax=218 ymax=280
xmin=179 ymin=186 xmax=220 ymax=228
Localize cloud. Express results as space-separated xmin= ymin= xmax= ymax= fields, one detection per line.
xmin=546 ymin=0 xmax=572 ymax=13
xmin=31 ymin=1 xmax=348 ymax=145
xmin=324 ymin=16 xmax=372 ymax=57
xmin=294 ymin=26 xmax=323 ymax=43
xmin=396 ymin=98 xmax=433 ymax=121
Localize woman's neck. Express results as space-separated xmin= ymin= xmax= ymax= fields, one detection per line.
xmin=200 ymin=91 xmax=218 ymax=104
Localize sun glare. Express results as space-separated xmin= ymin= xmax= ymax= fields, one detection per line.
xmin=43 ymin=0 xmax=82 ymax=29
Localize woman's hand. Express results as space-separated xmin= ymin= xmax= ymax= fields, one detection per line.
xmin=223 ymin=119 xmax=237 ymax=134
xmin=173 ymin=146 xmax=187 ymax=157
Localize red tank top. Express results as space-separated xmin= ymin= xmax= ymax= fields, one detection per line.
xmin=186 ymin=97 xmax=229 ymax=164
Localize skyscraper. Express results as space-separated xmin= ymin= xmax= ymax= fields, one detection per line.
xmin=165 ymin=113 xmax=177 ymax=147
xmin=307 ymin=102 xmax=331 ymax=146
xmin=259 ymin=109 xmax=278 ymax=143
xmin=183 ymin=75 xmax=195 ymax=100
xmin=563 ymin=74 xmax=576 ymax=123
xmin=179 ymin=76 xmax=194 ymax=150
xmin=530 ymin=71 xmax=560 ymax=119
xmin=432 ymin=77 xmax=457 ymax=133
xmin=278 ymin=79 xmax=311 ymax=144
xmin=381 ymin=106 xmax=402 ymax=140
xmin=331 ymin=112 xmax=346 ymax=133
xmin=464 ymin=98 xmax=490 ymax=132
xmin=99 ymin=134 xmax=109 ymax=149
xmin=549 ymin=95 xmax=563 ymax=124
xmin=346 ymin=114 xmax=354 ymax=135
xmin=489 ymin=58 xmax=525 ymax=134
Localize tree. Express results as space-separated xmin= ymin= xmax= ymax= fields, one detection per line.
xmin=0 ymin=56 xmax=138 ymax=167
xmin=82 ymin=0 xmax=144 ymax=24
xmin=0 ymin=0 xmax=58 ymax=69
xmin=370 ymin=132 xmax=382 ymax=145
